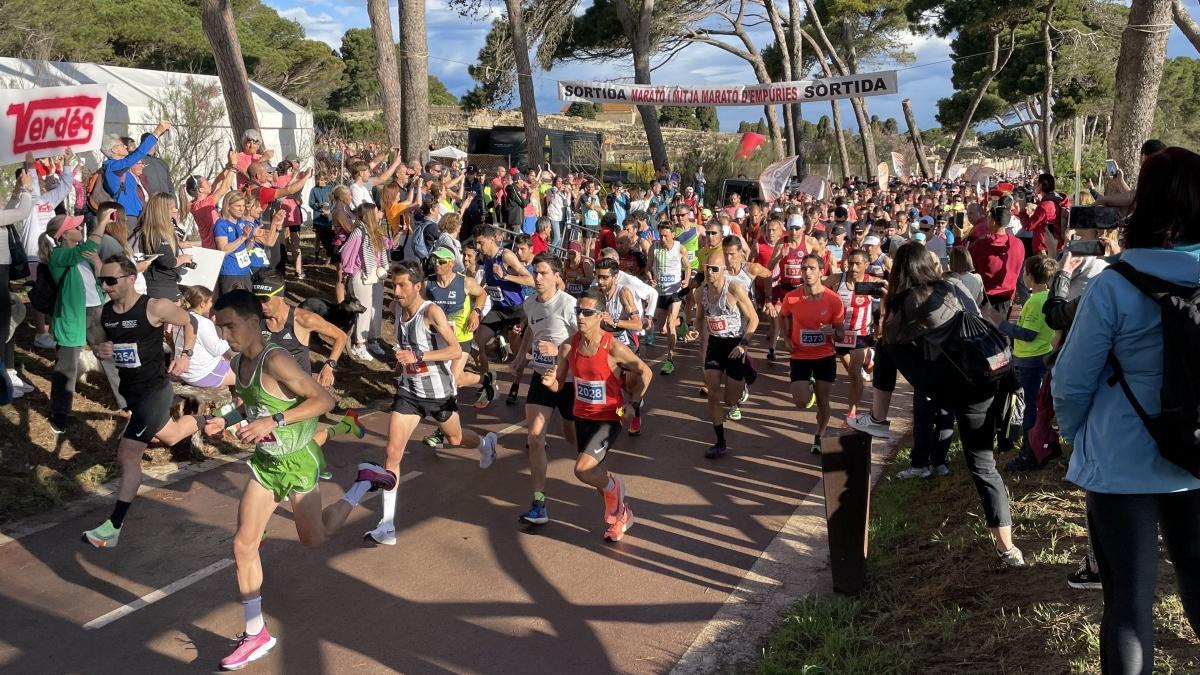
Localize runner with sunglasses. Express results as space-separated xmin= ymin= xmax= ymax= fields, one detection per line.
xmin=541 ymin=290 xmax=653 ymax=541
xmin=82 ymin=255 xmax=203 ymax=548
xmin=697 ymin=252 xmax=759 ymax=459
xmin=593 ymin=258 xmax=646 ymax=435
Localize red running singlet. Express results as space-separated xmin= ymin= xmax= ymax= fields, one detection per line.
xmin=568 ymin=331 xmax=625 ymax=421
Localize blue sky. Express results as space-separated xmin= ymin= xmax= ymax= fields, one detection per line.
xmin=271 ymin=0 xmax=1200 ymax=133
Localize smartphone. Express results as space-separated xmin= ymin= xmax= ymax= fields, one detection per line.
xmin=1070 ymin=205 xmax=1121 ymax=229
xmin=1066 ymin=239 xmax=1106 ymax=256
xmin=1105 ymin=159 xmax=1118 ymax=177
xmin=854 ymin=281 xmax=885 ymax=296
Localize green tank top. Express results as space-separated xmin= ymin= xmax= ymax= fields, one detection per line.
xmin=235 ymin=344 xmax=318 ymax=457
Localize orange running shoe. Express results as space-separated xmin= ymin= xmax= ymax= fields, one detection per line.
xmin=601 ymin=475 xmax=626 ymax=524
xmin=604 ymin=504 xmax=634 ymax=542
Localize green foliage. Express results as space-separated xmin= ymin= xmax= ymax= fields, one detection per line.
xmin=428 ymin=76 xmax=459 ymax=106
xmin=659 ymin=106 xmax=717 ymax=131
xmin=978 ymin=128 xmax=1030 ymax=152
xmin=564 ymin=102 xmax=601 ymax=119
xmin=736 ymin=119 xmax=769 ymax=134
xmin=1153 ymin=57 xmax=1200 ymax=150
xmin=331 ymin=28 xmax=457 ymax=110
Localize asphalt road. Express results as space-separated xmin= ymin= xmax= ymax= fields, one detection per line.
xmin=0 ymin=338 xmax=892 ymax=674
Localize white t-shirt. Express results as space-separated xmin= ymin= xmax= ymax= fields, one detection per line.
xmin=616 ymin=270 xmax=658 ymax=319
xmin=173 ymin=313 xmax=231 ymax=385
xmin=522 ymin=290 xmax=578 ymax=374
xmin=350 ymin=180 xmax=375 ymax=209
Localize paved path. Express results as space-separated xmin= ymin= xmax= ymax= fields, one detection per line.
xmin=0 ymin=339 xmax=908 ymax=674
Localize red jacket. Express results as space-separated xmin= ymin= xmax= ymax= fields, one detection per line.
xmin=968 ymin=229 xmax=1026 ymax=301
xmin=1018 ymin=194 xmax=1069 ymax=254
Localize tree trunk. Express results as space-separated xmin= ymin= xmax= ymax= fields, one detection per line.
xmin=366 ymin=0 xmax=403 ymax=147
xmin=841 ymin=20 xmax=877 ymax=180
xmin=901 ymin=99 xmax=932 ymax=178
xmin=1173 ymin=0 xmax=1200 ymax=51
xmin=612 ymin=0 xmax=669 ymax=169
xmin=942 ymin=30 xmax=1015 ymax=179
xmin=503 ymin=0 xmax=543 ymax=165
xmin=831 ymin=101 xmax=851 ymax=179
xmin=201 ymin=0 xmax=258 ymax=142
xmin=782 ymin=104 xmax=796 ymax=155
xmin=762 ymin=105 xmax=785 ymax=157
xmin=398 ymin=0 xmax=430 ymax=162
xmin=789 ymin=0 xmax=804 ymax=175
xmin=1110 ymin=0 xmax=1173 ymax=183
xmin=1039 ymin=2 xmax=1056 ymax=172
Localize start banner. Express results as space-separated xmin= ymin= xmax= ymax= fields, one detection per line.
xmin=1 ymin=84 xmax=107 ymax=165
xmin=558 ymin=71 xmax=898 ymax=107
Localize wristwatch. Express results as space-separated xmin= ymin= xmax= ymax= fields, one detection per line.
xmin=324 ymin=359 xmax=337 ymax=370
xmin=272 ymin=412 xmax=286 ymax=428
xmin=412 ymin=348 xmax=425 ymax=362
xmin=181 ymin=348 xmax=194 ymax=357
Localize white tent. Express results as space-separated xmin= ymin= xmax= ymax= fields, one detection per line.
xmin=429 ymin=146 xmax=468 ymax=160
xmin=0 ymin=58 xmax=314 ymax=176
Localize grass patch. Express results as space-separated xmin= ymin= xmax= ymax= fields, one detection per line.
xmin=759 ymin=446 xmax=1200 ymax=674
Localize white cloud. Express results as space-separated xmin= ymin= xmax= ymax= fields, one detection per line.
xmin=276 ymin=7 xmax=347 ymax=49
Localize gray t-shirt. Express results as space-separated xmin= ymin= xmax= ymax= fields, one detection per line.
xmin=522 ymin=290 xmax=578 ymax=374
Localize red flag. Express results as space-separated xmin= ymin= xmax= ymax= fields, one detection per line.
xmin=736 ymin=132 xmax=766 ymax=160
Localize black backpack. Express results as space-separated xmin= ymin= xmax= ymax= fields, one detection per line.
xmin=29 ymin=262 xmax=60 ymax=315
xmin=1105 ymin=261 xmax=1200 ymax=478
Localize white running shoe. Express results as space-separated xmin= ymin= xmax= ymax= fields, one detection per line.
xmin=7 ymin=370 xmax=32 ymax=393
xmin=895 ymin=466 xmax=932 ymax=479
xmin=364 ymin=524 xmax=397 ymax=546
xmin=33 ymin=333 xmax=57 ymax=349
xmin=479 ymin=432 xmax=498 ymax=469
xmin=348 ymin=344 xmax=375 ymax=362
xmin=847 ymin=412 xmax=892 ymax=438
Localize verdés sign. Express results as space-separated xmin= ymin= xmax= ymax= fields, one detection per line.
xmin=558 ymin=71 xmax=898 ymax=107
xmin=1 ymin=84 xmax=108 ymax=165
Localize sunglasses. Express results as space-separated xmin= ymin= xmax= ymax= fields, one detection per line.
xmin=99 ymin=275 xmax=129 ymax=286
xmin=705 ymin=265 xmax=721 ymax=273
xmin=575 ymin=307 xmax=602 ymax=317
xmin=705 ymin=230 xmax=720 ymax=236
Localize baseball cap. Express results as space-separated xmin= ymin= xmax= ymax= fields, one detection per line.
xmin=701 ymin=208 xmax=713 ymax=220
xmin=508 ymin=167 xmax=519 ymax=176
xmin=53 ymin=214 xmax=85 ymax=240
xmin=862 ymin=235 xmax=881 ymax=246
xmin=252 ymin=274 xmax=285 ymax=298
xmin=832 ymin=225 xmax=846 ymax=236
xmin=431 ymin=247 xmax=456 ymax=262
xmin=786 ymin=214 xmax=804 ymax=230
xmin=936 ymin=213 xmax=949 ymax=223
xmin=466 ymin=164 xmax=478 ymax=174
xmin=242 ymin=129 xmax=263 ymax=143
xmin=919 ymin=215 xmax=934 ymax=227
xmin=913 ymin=232 xmax=928 ymax=243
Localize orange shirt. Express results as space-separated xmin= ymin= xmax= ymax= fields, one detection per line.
xmin=781 ymin=287 xmax=845 ymax=360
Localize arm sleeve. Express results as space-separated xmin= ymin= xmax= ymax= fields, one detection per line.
xmin=39 ymin=171 xmax=75 ymax=209
xmin=1051 ymin=279 xmax=1118 ymax=439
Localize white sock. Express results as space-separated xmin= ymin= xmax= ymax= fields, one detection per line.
xmin=243 ymin=597 xmax=264 ymax=636
xmin=340 ymin=481 xmax=371 ymax=508
xmin=378 ymin=487 xmax=397 ymax=529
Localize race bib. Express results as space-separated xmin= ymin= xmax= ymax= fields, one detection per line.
xmin=575 ymin=379 xmax=606 ymax=405
xmin=532 ymin=351 xmax=556 ymax=367
xmin=659 ymin=273 xmax=678 ymax=285
xmin=835 ymin=330 xmax=857 ymax=349
xmin=246 ymin=405 xmax=281 ymax=451
xmin=800 ymin=330 xmax=826 ymax=345
xmin=566 ymin=283 xmax=585 ymax=295
xmin=707 ymin=317 xmax=728 ymax=333
xmin=486 ymin=286 xmax=504 ymax=302
xmin=403 ymin=360 xmax=430 ymax=376
xmin=784 ymin=262 xmax=802 ymax=278
xmin=112 ymin=342 xmax=141 ymax=369
xmin=234 ymin=248 xmax=251 ymax=268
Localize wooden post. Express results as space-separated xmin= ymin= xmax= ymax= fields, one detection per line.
xmin=201 ymin=0 xmax=259 ymax=143
xmin=821 ymin=431 xmax=873 ymax=594
xmin=901 ymin=99 xmax=932 ymax=179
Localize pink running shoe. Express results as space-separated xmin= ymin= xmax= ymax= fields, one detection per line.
xmin=220 ymin=629 xmax=277 ymax=670
xmin=356 ymin=463 xmax=397 ymax=491
xmin=601 ymin=476 xmax=626 ymax=525
xmin=604 ymin=504 xmax=634 ymax=542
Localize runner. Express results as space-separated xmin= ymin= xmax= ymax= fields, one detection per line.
xmin=721 ymin=236 xmax=774 ymax=419
xmin=863 ymin=235 xmax=892 ymax=278
xmin=474 ymin=226 xmax=534 ymax=404
xmin=593 ymin=258 xmax=646 ymax=435
xmin=253 ymin=270 xmax=348 ymax=388
xmin=519 ymin=252 xmax=579 ymax=525
xmin=422 ymin=246 xmax=491 ymax=446
xmin=82 ymin=256 xmax=204 ymax=548
xmin=541 ymin=289 xmax=653 ymax=541
xmin=767 ymin=214 xmax=808 ymax=361
xmin=202 ymin=289 xmax=393 ymax=670
xmin=563 ymin=243 xmax=595 ymax=299
xmin=779 ymin=254 xmax=846 ymax=454
xmin=649 ymin=220 xmax=691 ymax=375
xmin=598 ymin=246 xmax=659 ymax=351
xmin=366 ymin=261 xmax=500 ymax=545
xmin=696 ymin=252 xmax=759 ymax=459
xmin=826 ymin=249 xmax=884 ymax=422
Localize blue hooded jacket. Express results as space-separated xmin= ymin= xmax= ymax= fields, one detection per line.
xmin=1052 ymin=244 xmax=1200 ymax=494
xmin=102 ymin=134 xmax=157 ymax=218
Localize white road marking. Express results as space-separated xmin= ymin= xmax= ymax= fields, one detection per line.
xmin=83 ymin=559 xmax=235 ymax=630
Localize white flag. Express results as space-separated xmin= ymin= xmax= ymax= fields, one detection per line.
xmin=890 ymin=152 xmax=908 ymax=178
xmin=796 ymin=174 xmax=827 ymax=200
xmin=876 ymin=161 xmax=889 ymax=187
xmin=759 ymin=155 xmax=798 ymax=201
xmin=947 ymin=163 xmax=965 ymax=180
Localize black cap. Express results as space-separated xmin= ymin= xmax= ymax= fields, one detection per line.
xmin=466 ymin=164 xmax=478 ymax=174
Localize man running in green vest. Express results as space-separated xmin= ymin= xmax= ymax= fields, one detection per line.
xmin=204 ymin=289 xmax=395 ymax=671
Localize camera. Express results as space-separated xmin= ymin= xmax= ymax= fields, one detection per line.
xmin=854 ymin=281 xmax=885 ymax=296
xmin=182 ymin=261 xmax=198 ymax=270
xmin=1069 ymin=206 xmax=1121 ymax=229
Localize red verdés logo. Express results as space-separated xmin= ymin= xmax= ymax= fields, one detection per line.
xmin=6 ymin=95 xmax=102 ymax=154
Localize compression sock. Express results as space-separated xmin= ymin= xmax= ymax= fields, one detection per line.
xmin=340 ymin=480 xmax=371 ymax=508
xmin=243 ymin=597 xmax=265 ymax=636
xmin=326 ymin=411 xmax=362 ymax=440
xmin=378 ymin=487 xmax=398 ymax=529
xmin=510 ymin=381 xmax=521 ymax=396
xmin=632 ymin=401 xmax=642 ymax=416
xmin=713 ymin=424 xmax=726 ymax=446
xmin=603 ymin=476 xmax=615 ymax=492
xmin=533 ymin=490 xmax=546 ymax=504
xmin=110 ymin=500 xmax=132 ymax=529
